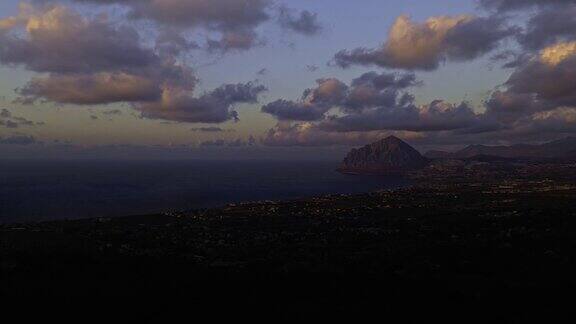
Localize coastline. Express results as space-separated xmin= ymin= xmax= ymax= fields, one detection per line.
xmin=2 ymin=176 xmax=576 ymax=322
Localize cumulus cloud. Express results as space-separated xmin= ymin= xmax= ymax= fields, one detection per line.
xmin=17 ymin=72 xmax=162 ymax=105
xmin=37 ymin=0 xmax=316 ymax=51
xmin=278 ymin=6 xmax=322 ymax=36
xmin=334 ymin=15 xmax=515 ymax=70
xmin=500 ymin=41 xmax=576 ymax=107
xmin=260 ymin=70 xmax=491 ymax=147
xmin=262 ymin=78 xmax=348 ymax=121
xmin=262 ymin=72 xmax=420 ymax=122
xmin=518 ymin=6 xmax=576 ymax=51
xmin=0 ymin=4 xmax=191 ymax=104
xmin=320 ymin=100 xmax=480 ymax=133
xmin=0 ymin=5 xmax=158 ymax=74
xmin=482 ymin=40 xmax=576 ymax=137
xmin=138 ymin=82 xmax=266 ymax=123
xmin=0 ymin=4 xmax=267 ymax=124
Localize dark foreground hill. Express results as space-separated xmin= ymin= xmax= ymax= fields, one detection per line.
xmin=338 ymin=136 xmax=429 ymax=174
xmin=1 ymin=178 xmax=576 ymax=323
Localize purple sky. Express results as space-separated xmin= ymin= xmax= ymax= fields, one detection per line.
xmin=1 ymin=0 xmax=576 ymax=156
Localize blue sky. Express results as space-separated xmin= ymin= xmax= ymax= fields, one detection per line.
xmin=1 ymin=0 xmax=574 ymax=153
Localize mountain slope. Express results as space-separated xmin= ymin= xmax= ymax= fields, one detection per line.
xmin=426 ymin=137 xmax=576 ymax=160
xmin=338 ymin=136 xmax=429 ymax=175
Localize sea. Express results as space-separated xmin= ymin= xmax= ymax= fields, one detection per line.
xmin=0 ymin=159 xmax=411 ymax=223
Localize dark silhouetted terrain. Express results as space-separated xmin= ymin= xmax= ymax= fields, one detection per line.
xmin=338 ymin=136 xmax=429 ymax=174
xmin=2 ymin=173 xmax=576 ymax=323
xmin=425 ymin=137 xmax=576 ymax=160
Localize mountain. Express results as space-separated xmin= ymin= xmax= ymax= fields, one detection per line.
xmin=424 ymin=150 xmax=453 ymax=159
xmin=338 ymin=136 xmax=429 ymax=175
xmin=425 ymin=137 xmax=576 ymax=160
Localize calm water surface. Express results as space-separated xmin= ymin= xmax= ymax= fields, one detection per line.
xmin=0 ymin=159 xmax=411 ymax=223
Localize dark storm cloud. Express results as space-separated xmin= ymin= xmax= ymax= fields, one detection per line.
xmin=333 ymin=15 xmax=515 ymax=70
xmin=278 ymin=6 xmax=322 ymax=36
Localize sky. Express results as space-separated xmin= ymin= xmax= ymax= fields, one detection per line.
xmin=1 ymin=0 xmax=576 ymax=157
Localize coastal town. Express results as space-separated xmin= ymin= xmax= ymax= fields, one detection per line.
xmin=2 ymin=161 xmax=576 ymax=322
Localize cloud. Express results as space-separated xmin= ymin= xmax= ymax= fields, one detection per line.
xmin=334 ymin=15 xmax=515 ymax=70
xmin=320 ymin=100 xmax=480 ymax=133
xmin=17 ymin=72 xmax=162 ymax=105
xmin=0 ymin=4 xmax=193 ymax=106
xmin=0 ymin=109 xmax=11 ymax=118
xmin=190 ymin=127 xmax=231 ymax=132
xmin=103 ymin=109 xmax=123 ymax=115
xmin=155 ymin=30 xmax=199 ymax=57
xmin=306 ymin=65 xmax=319 ymax=72
xmin=482 ymin=40 xmax=576 ymax=136
xmin=479 ymin=0 xmax=576 ymax=11
xmin=260 ymin=69 xmax=494 ymax=147
xmin=0 ymin=135 xmax=39 ymax=145
xmin=261 ymin=122 xmax=424 ymax=147
xmin=278 ymin=6 xmax=322 ymax=36
xmin=262 ymin=78 xmax=348 ymax=121
xmin=0 ymin=108 xmax=41 ymax=128
xmin=207 ymin=29 xmax=262 ymax=53
xmin=0 ymin=4 xmax=268 ymax=124
xmin=126 ymin=0 xmax=271 ymax=30
xmin=0 ymin=5 xmax=158 ymax=74
xmin=503 ymin=42 xmax=576 ymax=106
xmin=200 ymin=136 xmax=256 ymax=147
xmin=137 ymin=82 xmax=266 ymax=123
xmin=262 ymin=100 xmax=331 ymax=122
xmin=517 ymin=6 xmax=576 ymax=51
xmin=262 ymin=72 xmax=420 ymax=121
xmin=37 ymin=0 xmax=277 ymax=52
xmin=0 ymin=120 xmax=18 ymax=128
